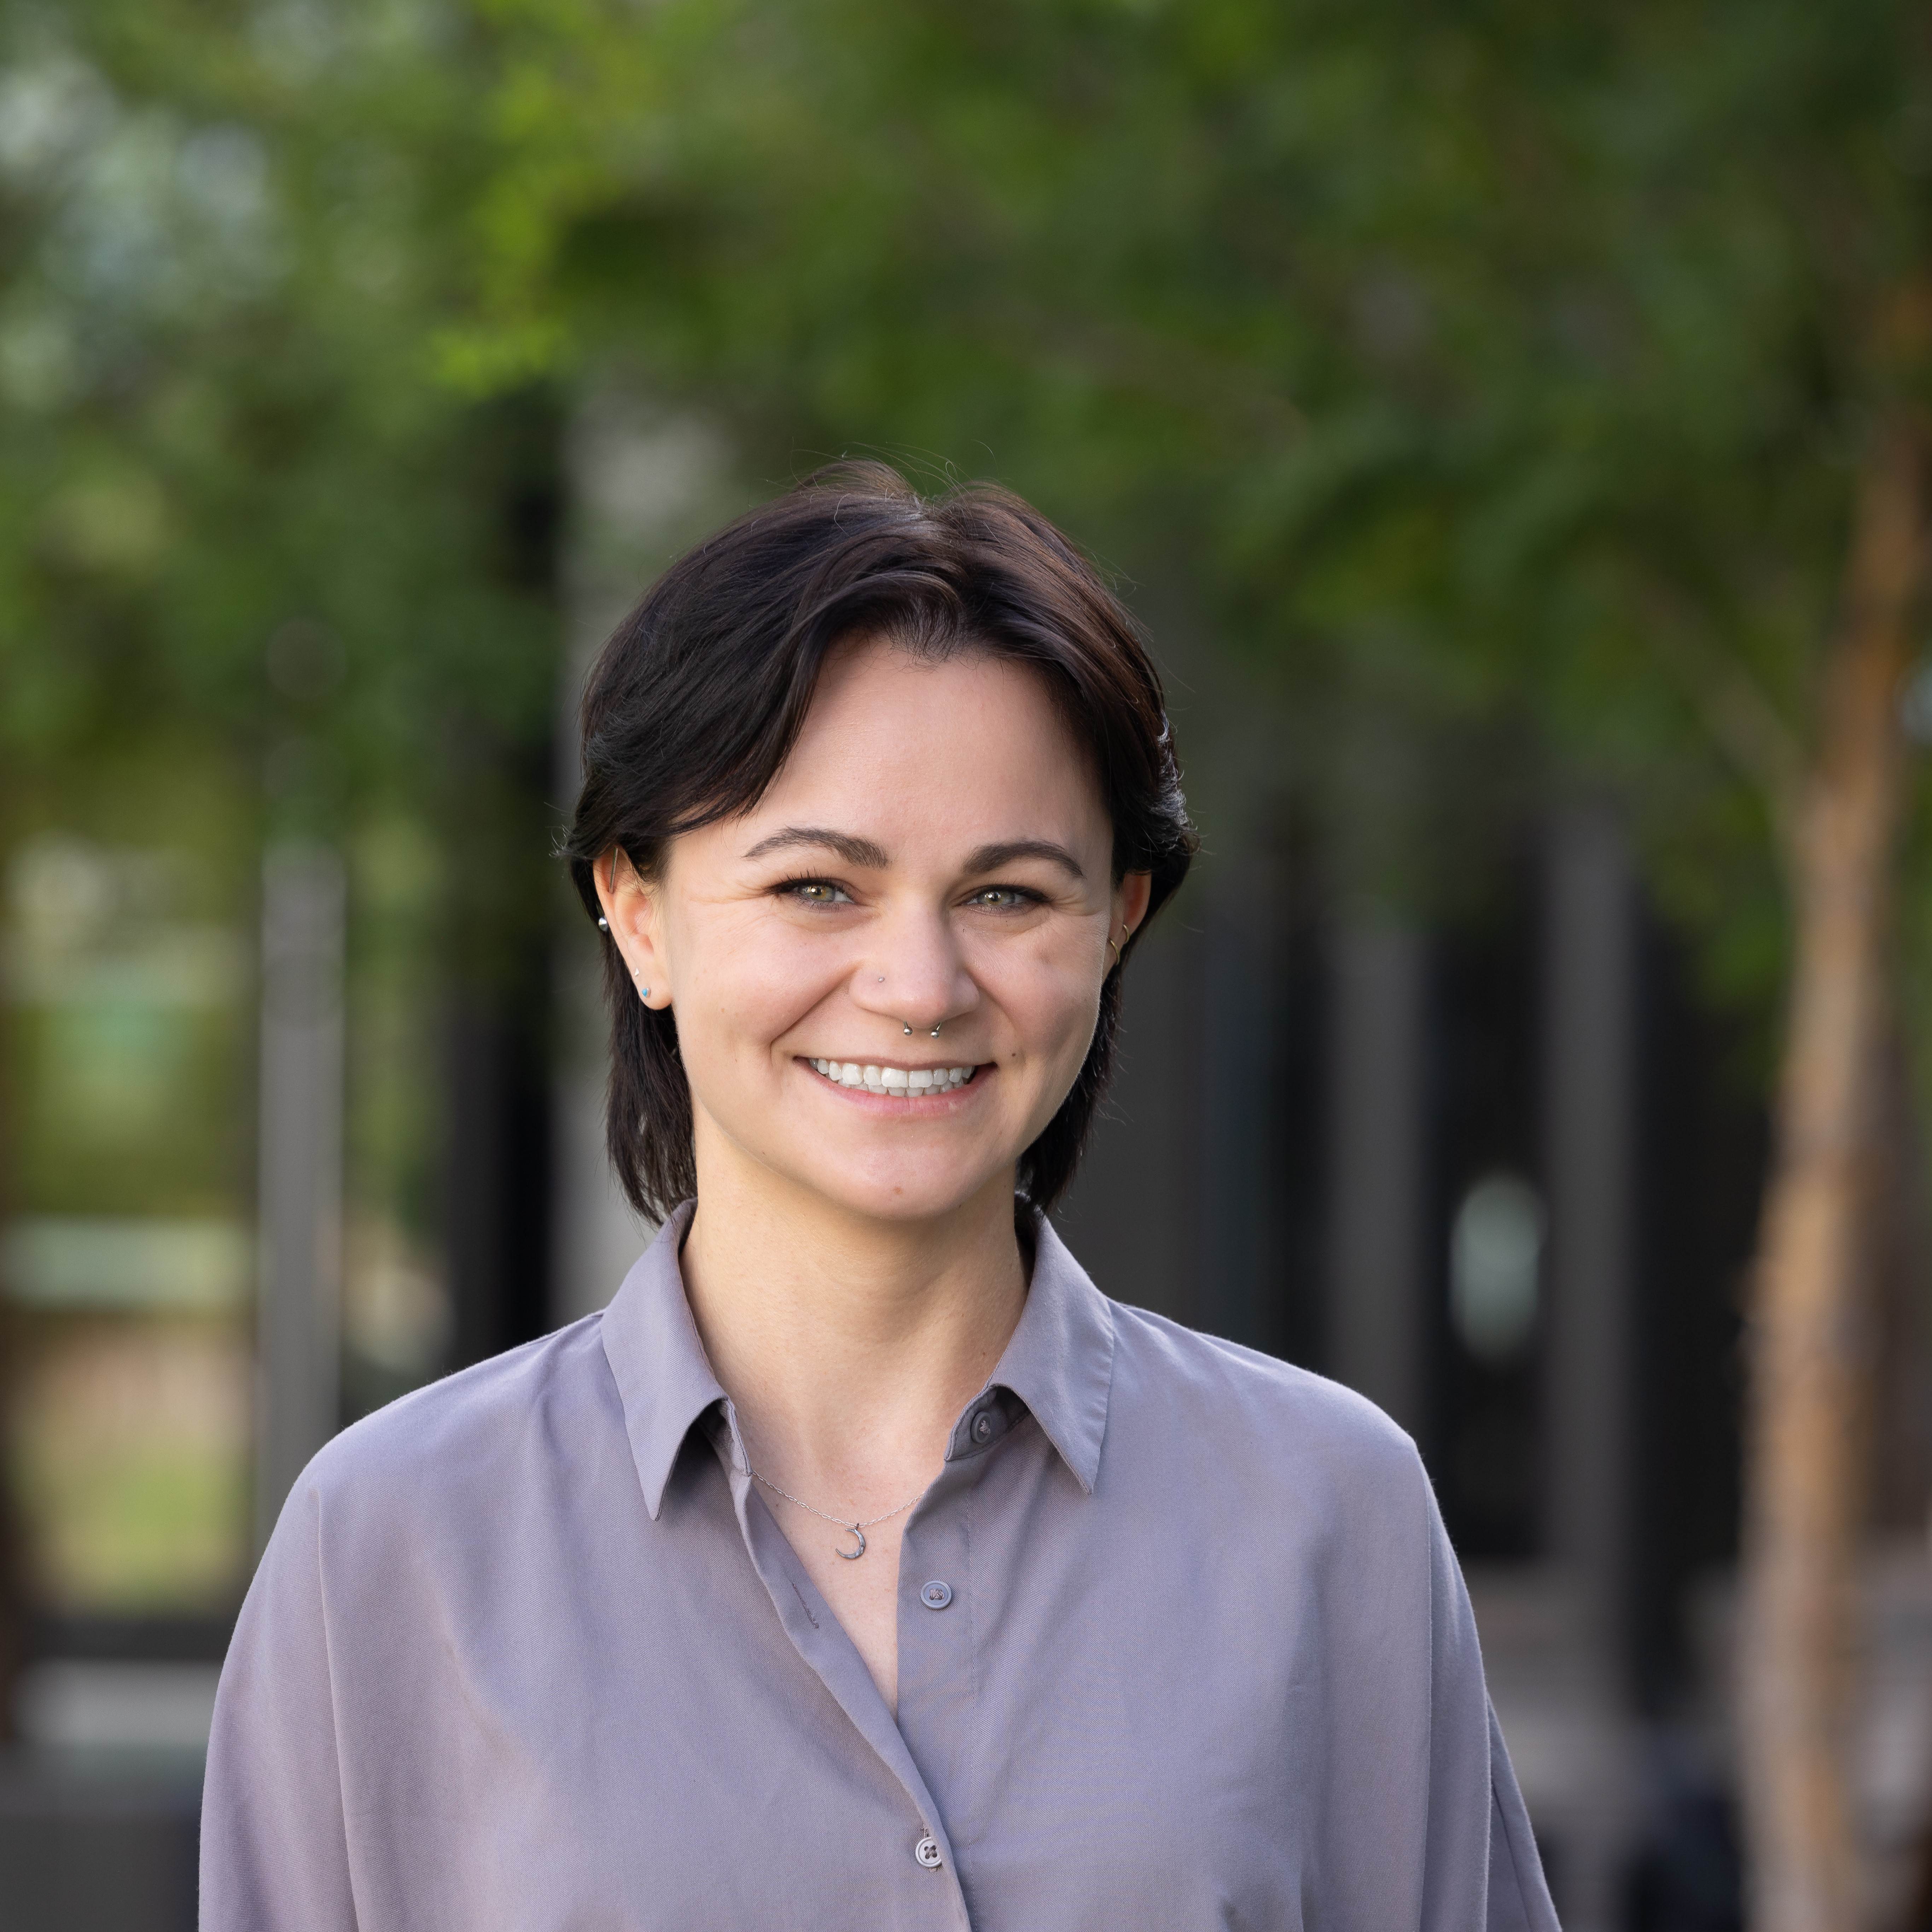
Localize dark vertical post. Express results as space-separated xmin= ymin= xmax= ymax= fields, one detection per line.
xmin=1542 ymin=806 xmax=1636 ymax=1654
xmin=1198 ymin=859 xmax=1285 ymax=1351
xmin=444 ymin=979 xmax=552 ymax=1365
xmin=1325 ymin=910 xmax=1428 ymax=1436
xmin=1539 ymin=803 xmax=1638 ymax=1929
xmin=442 ymin=390 xmax=565 ymax=1366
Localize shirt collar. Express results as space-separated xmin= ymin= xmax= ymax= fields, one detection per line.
xmin=600 ymin=1201 xmax=725 ymax=1521
xmin=599 ymin=1200 xmax=1117 ymax=1518
xmin=977 ymin=1214 xmax=1115 ymax=1494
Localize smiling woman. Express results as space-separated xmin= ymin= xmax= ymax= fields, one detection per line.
xmin=585 ymin=639 xmax=1159 ymax=1236
xmin=561 ymin=464 xmax=1192 ymax=1223
xmin=200 ymin=464 xmax=1557 ymax=1931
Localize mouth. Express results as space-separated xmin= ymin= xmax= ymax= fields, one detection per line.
xmin=803 ymin=1057 xmax=980 ymax=1098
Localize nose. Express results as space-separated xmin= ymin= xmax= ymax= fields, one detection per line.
xmin=850 ymin=903 xmax=976 ymax=1037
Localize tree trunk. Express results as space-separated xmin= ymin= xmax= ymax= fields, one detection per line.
xmin=1740 ymin=420 xmax=1926 ymax=1932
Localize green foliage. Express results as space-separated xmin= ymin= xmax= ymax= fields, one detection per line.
xmin=0 ymin=2 xmax=557 ymax=826
xmin=457 ymin=0 xmax=1930 ymax=1028
xmin=6 ymin=0 xmax=1931 ymax=1037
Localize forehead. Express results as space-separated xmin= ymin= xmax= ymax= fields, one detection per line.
xmin=747 ymin=639 xmax=1107 ymax=850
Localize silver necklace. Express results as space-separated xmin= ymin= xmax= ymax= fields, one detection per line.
xmin=739 ymin=1461 xmax=925 ymax=1561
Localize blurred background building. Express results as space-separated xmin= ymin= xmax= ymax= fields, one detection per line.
xmin=6 ymin=5 xmax=1932 ymax=1930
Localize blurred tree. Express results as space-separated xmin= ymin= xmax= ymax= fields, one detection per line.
xmin=6 ymin=2 xmax=1932 ymax=1922
xmin=0 ymin=0 xmax=563 ymax=1687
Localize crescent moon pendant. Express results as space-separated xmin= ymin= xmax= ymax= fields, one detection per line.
xmin=837 ymin=1524 xmax=866 ymax=1560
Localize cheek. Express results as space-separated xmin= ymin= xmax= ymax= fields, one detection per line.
xmin=676 ymin=907 xmax=840 ymax=1040
xmin=979 ymin=932 xmax=1102 ymax=1065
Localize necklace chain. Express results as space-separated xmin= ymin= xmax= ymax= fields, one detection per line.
xmin=738 ymin=1459 xmax=926 ymax=1559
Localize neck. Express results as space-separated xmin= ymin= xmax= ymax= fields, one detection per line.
xmin=679 ymin=1151 xmax=1028 ymax=1509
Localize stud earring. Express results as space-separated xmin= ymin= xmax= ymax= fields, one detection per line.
xmin=597 ymin=916 xmax=609 ymax=931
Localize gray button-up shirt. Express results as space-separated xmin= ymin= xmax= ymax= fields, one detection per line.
xmin=203 ymin=1204 xmax=1558 ymax=1930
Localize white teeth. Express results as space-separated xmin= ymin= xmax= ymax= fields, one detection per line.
xmin=808 ymin=1059 xmax=976 ymax=1095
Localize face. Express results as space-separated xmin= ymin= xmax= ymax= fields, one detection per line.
xmin=596 ymin=639 xmax=1152 ymax=1229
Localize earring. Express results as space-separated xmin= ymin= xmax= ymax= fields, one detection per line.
xmin=1106 ymin=935 xmax=1121 ymax=963
xmin=598 ymin=916 xmax=610 ymax=930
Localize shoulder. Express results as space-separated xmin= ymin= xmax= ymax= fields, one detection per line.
xmin=1104 ymin=1297 xmax=1425 ymax=1504
xmin=235 ymin=1315 xmax=633 ymax=1706
xmin=290 ymin=1314 xmax=617 ymax=1530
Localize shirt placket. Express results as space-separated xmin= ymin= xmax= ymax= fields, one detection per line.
xmin=895 ymin=1393 xmax=1016 ymax=1882
xmin=703 ymin=1403 xmax=975 ymax=1930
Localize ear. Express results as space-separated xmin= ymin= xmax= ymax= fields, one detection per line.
xmin=1116 ymin=869 xmax=1154 ymax=942
xmin=593 ymin=850 xmax=671 ymax=1008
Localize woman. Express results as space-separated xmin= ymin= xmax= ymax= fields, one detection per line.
xmin=203 ymin=463 xmax=1557 ymax=1929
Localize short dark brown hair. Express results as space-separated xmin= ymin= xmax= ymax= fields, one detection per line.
xmin=562 ymin=460 xmax=1196 ymax=1222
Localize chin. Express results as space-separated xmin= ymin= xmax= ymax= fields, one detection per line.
xmin=797 ymin=1159 xmax=1007 ymax=1228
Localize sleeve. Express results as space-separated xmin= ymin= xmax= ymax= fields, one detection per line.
xmin=199 ymin=1476 xmax=359 ymax=1932
xmin=1486 ymin=1703 xmax=1560 ymax=1932
xmin=1416 ymin=1472 xmax=1561 ymax=1932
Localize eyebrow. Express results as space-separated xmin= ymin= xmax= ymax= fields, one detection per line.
xmin=964 ymin=839 xmax=1086 ymax=881
xmin=741 ymin=827 xmax=891 ymax=868
xmin=739 ymin=828 xmax=1086 ymax=882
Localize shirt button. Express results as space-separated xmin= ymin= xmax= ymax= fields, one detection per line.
xmin=920 ymin=1579 xmax=953 ymax=1610
xmin=971 ymin=1411 xmax=995 ymax=1443
xmin=915 ymin=1835 xmax=944 ymax=1869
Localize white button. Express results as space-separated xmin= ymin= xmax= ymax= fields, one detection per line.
xmin=915 ymin=1835 xmax=944 ymax=1869
xmin=971 ymin=1411 xmax=995 ymax=1443
xmin=920 ymin=1579 xmax=953 ymax=1610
